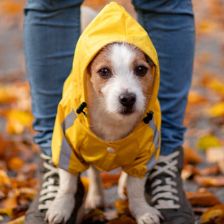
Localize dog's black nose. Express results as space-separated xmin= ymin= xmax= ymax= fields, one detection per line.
xmin=119 ymin=93 xmax=136 ymax=107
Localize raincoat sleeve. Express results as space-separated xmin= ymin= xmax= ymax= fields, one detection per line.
xmin=122 ymin=148 xmax=152 ymax=179
xmin=51 ymin=100 xmax=89 ymax=173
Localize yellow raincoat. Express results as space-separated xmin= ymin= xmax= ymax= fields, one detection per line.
xmin=52 ymin=2 xmax=161 ymax=178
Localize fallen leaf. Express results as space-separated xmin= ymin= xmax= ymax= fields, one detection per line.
xmin=201 ymin=204 xmax=224 ymax=224
xmin=182 ymin=165 xmax=201 ymax=180
xmin=101 ymin=173 xmax=121 ymax=188
xmin=115 ymin=200 xmax=130 ymax=217
xmin=82 ymin=209 xmax=107 ymax=224
xmin=1 ymin=110 xmax=33 ymax=134
xmin=200 ymin=164 xmax=220 ymax=175
xmin=5 ymin=215 xmax=24 ymax=224
xmin=206 ymin=147 xmax=224 ymax=163
xmin=209 ymin=102 xmax=224 ymax=117
xmin=197 ymin=135 xmax=222 ymax=150
xmin=187 ymin=91 xmax=206 ymax=105
xmin=195 ymin=176 xmax=224 ymax=187
xmin=184 ymin=146 xmax=202 ymax=165
xmin=186 ymin=190 xmax=220 ymax=206
xmin=7 ymin=157 xmax=25 ymax=171
xmin=0 ymin=169 xmax=11 ymax=188
xmin=108 ymin=216 xmax=137 ymax=224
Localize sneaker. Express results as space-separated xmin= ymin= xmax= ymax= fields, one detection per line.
xmin=145 ymin=146 xmax=195 ymax=224
xmin=25 ymin=149 xmax=85 ymax=224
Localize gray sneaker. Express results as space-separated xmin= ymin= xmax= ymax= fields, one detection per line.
xmin=24 ymin=149 xmax=85 ymax=224
xmin=145 ymin=146 xmax=195 ymax=224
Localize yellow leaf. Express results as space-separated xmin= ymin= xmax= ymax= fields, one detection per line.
xmin=187 ymin=91 xmax=206 ymax=105
xmin=2 ymin=110 xmax=33 ymax=134
xmin=197 ymin=135 xmax=222 ymax=150
xmin=5 ymin=215 xmax=24 ymax=224
xmin=209 ymin=102 xmax=224 ymax=117
xmin=0 ymin=169 xmax=11 ymax=188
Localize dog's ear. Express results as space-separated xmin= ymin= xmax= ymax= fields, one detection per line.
xmin=144 ymin=54 xmax=154 ymax=67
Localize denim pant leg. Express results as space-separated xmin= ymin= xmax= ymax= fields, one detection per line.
xmin=24 ymin=0 xmax=83 ymax=156
xmin=132 ymin=0 xmax=195 ymax=155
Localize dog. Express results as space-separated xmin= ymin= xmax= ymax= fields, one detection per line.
xmin=45 ymin=42 xmax=162 ymax=224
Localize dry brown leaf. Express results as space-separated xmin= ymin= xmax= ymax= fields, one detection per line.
xmin=195 ymin=176 xmax=224 ymax=187
xmin=181 ymin=165 xmax=201 ymax=180
xmin=184 ymin=146 xmax=202 ymax=165
xmin=186 ymin=190 xmax=220 ymax=206
xmin=82 ymin=209 xmax=107 ymax=224
xmin=200 ymin=164 xmax=220 ymax=175
xmin=201 ymin=204 xmax=224 ymax=224
xmin=108 ymin=216 xmax=137 ymax=224
xmin=206 ymin=147 xmax=224 ymax=163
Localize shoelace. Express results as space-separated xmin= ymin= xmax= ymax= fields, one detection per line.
xmin=150 ymin=151 xmax=180 ymax=209
xmin=38 ymin=153 xmax=59 ymax=210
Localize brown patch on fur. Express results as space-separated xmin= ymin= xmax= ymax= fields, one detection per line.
xmin=87 ymin=45 xmax=113 ymax=97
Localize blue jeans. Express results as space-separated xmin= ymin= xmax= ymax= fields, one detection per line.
xmin=24 ymin=0 xmax=195 ymax=157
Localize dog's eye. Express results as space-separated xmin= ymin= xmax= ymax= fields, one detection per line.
xmin=135 ymin=66 xmax=147 ymax=76
xmin=98 ymin=68 xmax=111 ymax=78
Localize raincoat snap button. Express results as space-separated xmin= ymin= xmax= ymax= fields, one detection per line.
xmin=107 ymin=147 xmax=115 ymax=153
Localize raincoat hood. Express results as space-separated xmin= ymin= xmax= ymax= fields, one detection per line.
xmin=52 ymin=2 xmax=161 ymax=178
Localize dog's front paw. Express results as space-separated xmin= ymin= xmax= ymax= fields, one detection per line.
xmin=129 ymin=199 xmax=162 ymax=224
xmin=46 ymin=193 xmax=75 ymax=224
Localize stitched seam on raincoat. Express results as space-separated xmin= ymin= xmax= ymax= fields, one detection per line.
xmin=59 ymin=109 xmax=77 ymax=170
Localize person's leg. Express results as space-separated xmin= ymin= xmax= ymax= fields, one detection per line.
xmin=23 ymin=1 xmax=84 ymax=223
xmin=132 ymin=0 xmax=195 ymax=223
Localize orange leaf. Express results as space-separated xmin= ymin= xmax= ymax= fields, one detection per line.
xmin=184 ymin=146 xmax=202 ymax=165
xmin=195 ymin=176 xmax=224 ymax=187
xmin=101 ymin=173 xmax=121 ymax=188
xmin=200 ymin=165 xmax=220 ymax=175
xmin=187 ymin=91 xmax=206 ymax=105
xmin=186 ymin=190 xmax=220 ymax=206
xmin=201 ymin=204 xmax=224 ymax=224
xmin=181 ymin=165 xmax=201 ymax=180
xmin=7 ymin=157 xmax=25 ymax=171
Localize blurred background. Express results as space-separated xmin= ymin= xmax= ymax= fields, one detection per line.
xmin=0 ymin=0 xmax=224 ymax=224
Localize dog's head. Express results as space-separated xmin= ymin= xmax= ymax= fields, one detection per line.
xmin=87 ymin=42 xmax=154 ymax=121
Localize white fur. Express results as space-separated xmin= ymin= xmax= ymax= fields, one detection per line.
xmin=46 ymin=169 xmax=79 ymax=224
xmin=118 ymin=171 xmax=128 ymax=200
xmin=127 ymin=176 xmax=162 ymax=224
xmin=86 ymin=164 xmax=104 ymax=209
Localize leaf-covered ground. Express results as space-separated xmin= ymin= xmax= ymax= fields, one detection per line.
xmin=0 ymin=0 xmax=224 ymax=223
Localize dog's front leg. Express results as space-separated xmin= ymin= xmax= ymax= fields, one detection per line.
xmin=127 ymin=175 xmax=162 ymax=224
xmin=85 ymin=164 xmax=104 ymax=209
xmin=46 ymin=169 xmax=78 ymax=224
